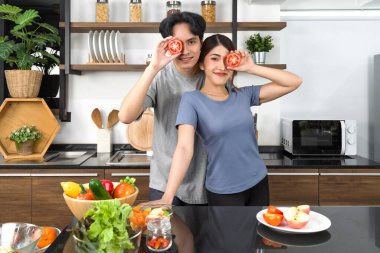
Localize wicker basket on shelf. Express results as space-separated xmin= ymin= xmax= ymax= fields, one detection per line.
xmin=5 ymin=70 xmax=43 ymax=98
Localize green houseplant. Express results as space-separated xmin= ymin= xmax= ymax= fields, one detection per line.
xmin=9 ymin=125 xmax=42 ymax=155
xmin=0 ymin=4 xmax=60 ymax=98
xmin=245 ymin=33 xmax=274 ymax=64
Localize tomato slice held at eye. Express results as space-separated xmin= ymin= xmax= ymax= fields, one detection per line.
xmin=225 ymin=52 xmax=241 ymax=68
xmin=267 ymin=205 xmax=283 ymax=215
xmin=168 ymin=39 xmax=183 ymax=55
xmin=263 ymin=213 xmax=283 ymax=226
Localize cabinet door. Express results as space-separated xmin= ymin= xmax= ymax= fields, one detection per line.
xmin=31 ymin=169 xmax=104 ymax=230
xmin=319 ymin=169 xmax=380 ymax=205
xmin=268 ymin=169 xmax=319 ymax=206
xmin=0 ymin=169 xmax=31 ymax=223
xmin=105 ymin=168 xmax=150 ymax=205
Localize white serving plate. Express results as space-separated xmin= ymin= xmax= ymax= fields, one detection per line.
xmin=256 ymin=208 xmax=331 ymax=234
xmin=104 ymin=30 xmax=112 ymax=62
xmin=88 ymin=31 xmax=97 ymax=63
xmin=98 ymin=30 xmax=107 ymax=63
xmin=115 ymin=31 xmax=124 ymax=63
xmin=109 ymin=30 xmax=118 ymax=62
xmin=92 ymin=30 xmax=102 ymax=62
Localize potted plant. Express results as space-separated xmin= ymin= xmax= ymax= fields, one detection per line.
xmin=0 ymin=4 xmax=60 ymax=98
xmin=245 ymin=33 xmax=274 ymax=64
xmin=35 ymin=45 xmax=60 ymax=98
xmin=9 ymin=125 xmax=42 ymax=155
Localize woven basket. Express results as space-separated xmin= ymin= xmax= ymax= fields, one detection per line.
xmin=5 ymin=70 xmax=43 ymax=98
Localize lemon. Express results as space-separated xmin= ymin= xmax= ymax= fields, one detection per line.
xmin=61 ymin=181 xmax=81 ymax=198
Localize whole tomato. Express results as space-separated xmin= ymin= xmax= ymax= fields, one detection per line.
xmin=167 ymin=39 xmax=183 ymax=55
xmin=113 ymin=182 xmax=135 ymax=198
xmin=225 ymin=52 xmax=241 ymax=68
xmin=37 ymin=227 xmax=58 ymax=249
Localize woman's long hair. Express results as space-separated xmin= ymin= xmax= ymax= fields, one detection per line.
xmin=198 ymin=34 xmax=237 ymax=91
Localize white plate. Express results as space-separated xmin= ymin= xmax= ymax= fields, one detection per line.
xmin=92 ymin=30 xmax=102 ymax=62
xmin=256 ymin=208 xmax=331 ymax=234
xmin=98 ymin=30 xmax=107 ymax=63
xmin=88 ymin=31 xmax=97 ymax=63
xmin=109 ymin=30 xmax=118 ymax=62
xmin=104 ymin=30 xmax=112 ymax=62
xmin=115 ymin=31 xmax=124 ymax=63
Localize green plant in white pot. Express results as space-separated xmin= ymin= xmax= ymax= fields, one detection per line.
xmin=9 ymin=125 xmax=42 ymax=155
xmin=0 ymin=4 xmax=60 ymax=98
xmin=245 ymin=33 xmax=274 ymax=64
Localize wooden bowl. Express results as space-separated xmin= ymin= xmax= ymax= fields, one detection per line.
xmin=63 ymin=183 xmax=139 ymax=220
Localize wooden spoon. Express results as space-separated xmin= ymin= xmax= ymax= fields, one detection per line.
xmin=91 ymin=108 xmax=102 ymax=129
xmin=107 ymin=109 xmax=119 ymax=128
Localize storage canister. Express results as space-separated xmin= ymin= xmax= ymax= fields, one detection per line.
xmin=96 ymin=0 xmax=109 ymax=22
xmin=167 ymin=1 xmax=181 ymax=16
xmin=130 ymin=0 xmax=142 ymax=22
xmin=201 ymin=0 xmax=216 ymax=22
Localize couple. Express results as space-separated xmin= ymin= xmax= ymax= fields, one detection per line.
xmin=119 ymin=12 xmax=302 ymax=206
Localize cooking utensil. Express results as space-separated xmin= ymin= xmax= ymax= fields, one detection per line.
xmin=91 ymin=108 xmax=102 ymax=129
xmin=127 ymin=109 xmax=154 ymax=151
xmin=107 ymin=109 xmax=119 ymax=128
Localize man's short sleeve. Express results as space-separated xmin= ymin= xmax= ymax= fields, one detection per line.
xmin=143 ymin=79 xmax=157 ymax=111
xmin=175 ymin=93 xmax=198 ymax=129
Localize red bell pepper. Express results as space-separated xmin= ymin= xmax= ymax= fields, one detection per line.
xmin=100 ymin=179 xmax=114 ymax=195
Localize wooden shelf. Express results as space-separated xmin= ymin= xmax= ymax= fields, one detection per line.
xmin=60 ymin=64 xmax=286 ymax=72
xmin=59 ymin=22 xmax=286 ymax=33
xmin=237 ymin=22 xmax=286 ymax=31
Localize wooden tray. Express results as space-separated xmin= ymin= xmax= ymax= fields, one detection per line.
xmin=127 ymin=109 xmax=154 ymax=151
xmin=0 ymin=98 xmax=61 ymax=160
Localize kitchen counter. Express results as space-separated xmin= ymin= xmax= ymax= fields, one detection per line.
xmin=46 ymin=206 xmax=380 ymax=253
xmin=0 ymin=145 xmax=379 ymax=169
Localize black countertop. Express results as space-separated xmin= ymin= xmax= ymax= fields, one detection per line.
xmin=1 ymin=145 xmax=380 ymax=169
xmin=46 ymin=206 xmax=380 ymax=253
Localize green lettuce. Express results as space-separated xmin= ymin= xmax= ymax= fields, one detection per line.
xmin=84 ymin=199 xmax=133 ymax=253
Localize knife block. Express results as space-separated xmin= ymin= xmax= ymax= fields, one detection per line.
xmin=97 ymin=128 xmax=112 ymax=153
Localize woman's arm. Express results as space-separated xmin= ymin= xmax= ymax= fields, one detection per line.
xmin=161 ymin=124 xmax=195 ymax=204
xmin=229 ymin=51 xmax=303 ymax=104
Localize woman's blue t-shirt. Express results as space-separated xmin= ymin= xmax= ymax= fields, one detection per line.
xmin=176 ymin=85 xmax=267 ymax=194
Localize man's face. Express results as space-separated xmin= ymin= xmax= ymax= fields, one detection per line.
xmin=171 ymin=23 xmax=202 ymax=74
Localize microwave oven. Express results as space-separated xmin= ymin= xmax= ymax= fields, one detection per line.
xmin=281 ymin=118 xmax=357 ymax=156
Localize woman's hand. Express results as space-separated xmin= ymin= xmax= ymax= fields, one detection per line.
xmin=149 ymin=36 xmax=181 ymax=70
xmin=227 ymin=50 xmax=256 ymax=73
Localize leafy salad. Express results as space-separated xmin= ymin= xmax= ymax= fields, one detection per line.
xmin=73 ymin=200 xmax=136 ymax=253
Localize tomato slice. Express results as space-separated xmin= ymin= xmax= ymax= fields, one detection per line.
xmin=225 ymin=52 xmax=241 ymax=68
xmin=37 ymin=227 xmax=58 ymax=248
xmin=263 ymin=213 xmax=283 ymax=226
xmin=267 ymin=205 xmax=283 ymax=215
xmin=168 ymin=39 xmax=183 ymax=55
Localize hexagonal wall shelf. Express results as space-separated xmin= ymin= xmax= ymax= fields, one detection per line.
xmin=0 ymin=98 xmax=61 ymax=160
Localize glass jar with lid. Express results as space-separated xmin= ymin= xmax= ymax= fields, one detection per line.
xmin=201 ymin=0 xmax=216 ymax=22
xmin=130 ymin=0 xmax=142 ymax=22
xmin=96 ymin=0 xmax=109 ymax=22
xmin=146 ymin=218 xmax=173 ymax=252
xmin=167 ymin=1 xmax=181 ymax=16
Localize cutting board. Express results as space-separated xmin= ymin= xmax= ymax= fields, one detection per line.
xmin=127 ymin=109 xmax=154 ymax=151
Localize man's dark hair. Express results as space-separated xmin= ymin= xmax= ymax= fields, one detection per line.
xmin=159 ymin=12 xmax=206 ymax=40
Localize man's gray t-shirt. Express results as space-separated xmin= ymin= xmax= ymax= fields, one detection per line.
xmin=176 ymin=86 xmax=267 ymax=194
xmin=143 ymin=61 xmax=207 ymax=204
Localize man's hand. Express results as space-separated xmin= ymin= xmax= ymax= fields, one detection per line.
xmin=149 ymin=36 xmax=181 ymax=71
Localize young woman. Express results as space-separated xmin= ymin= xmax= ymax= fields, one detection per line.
xmin=157 ymin=34 xmax=302 ymax=206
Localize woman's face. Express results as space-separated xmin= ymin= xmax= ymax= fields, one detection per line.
xmin=200 ymin=45 xmax=233 ymax=86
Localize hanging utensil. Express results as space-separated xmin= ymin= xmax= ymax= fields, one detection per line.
xmin=107 ymin=109 xmax=119 ymax=128
xmin=91 ymin=108 xmax=102 ymax=129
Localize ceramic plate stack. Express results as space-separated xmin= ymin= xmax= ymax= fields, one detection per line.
xmin=87 ymin=30 xmax=125 ymax=64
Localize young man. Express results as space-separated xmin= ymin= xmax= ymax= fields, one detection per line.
xmin=119 ymin=12 xmax=207 ymax=205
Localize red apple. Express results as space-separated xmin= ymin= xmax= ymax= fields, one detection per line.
xmin=283 ymin=207 xmax=309 ymax=229
xmin=297 ymin=205 xmax=310 ymax=214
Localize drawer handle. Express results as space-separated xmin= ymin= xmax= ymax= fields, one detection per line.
xmin=30 ymin=173 xmax=98 ymax=177
xmin=268 ymin=173 xmax=319 ymax=176
xmin=111 ymin=173 xmax=150 ymax=177
xmin=320 ymin=173 xmax=380 ymax=176
xmin=0 ymin=173 xmax=31 ymax=177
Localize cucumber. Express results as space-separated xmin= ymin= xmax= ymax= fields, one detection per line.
xmin=89 ymin=179 xmax=112 ymax=200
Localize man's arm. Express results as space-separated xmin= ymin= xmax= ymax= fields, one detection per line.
xmin=119 ymin=36 xmax=180 ymax=123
